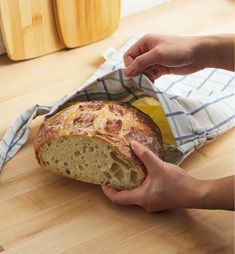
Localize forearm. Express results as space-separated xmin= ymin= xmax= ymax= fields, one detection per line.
xmin=191 ymin=176 xmax=235 ymax=210
xmin=195 ymin=35 xmax=235 ymax=71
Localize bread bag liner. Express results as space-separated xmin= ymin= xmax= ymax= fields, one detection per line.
xmin=0 ymin=34 xmax=235 ymax=172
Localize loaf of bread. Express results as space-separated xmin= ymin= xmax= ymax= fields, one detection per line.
xmin=34 ymin=100 xmax=164 ymax=190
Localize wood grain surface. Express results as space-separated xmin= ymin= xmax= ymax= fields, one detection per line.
xmin=0 ymin=0 xmax=234 ymax=253
xmin=0 ymin=0 xmax=64 ymax=61
xmin=53 ymin=0 xmax=121 ymax=48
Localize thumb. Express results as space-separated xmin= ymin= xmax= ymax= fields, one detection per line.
xmin=130 ymin=140 xmax=164 ymax=175
xmin=124 ymin=48 xmax=161 ymax=76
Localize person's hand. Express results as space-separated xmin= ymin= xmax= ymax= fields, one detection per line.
xmin=102 ymin=141 xmax=235 ymax=212
xmin=123 ymin=34 xmax=234 ymax=81
xmin=123 ymin=34 xmax=207 ymax=81
xmin=102 ymin=140 xmax=202 ymax=212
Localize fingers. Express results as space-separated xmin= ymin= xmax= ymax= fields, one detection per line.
xmin=123 ymin=36 xmax=149 ymax=67
xmin=130 ymin=140 xmax=163 ymax=175
xmin=124 ymin=49 xmax=160 ymax=76
xmin=124 ymin=35 xmax=160 ymax=76
xmin=102 ymin=141 xmax=165 ymax=208
xmin=102 ymin=185 xmax=140 ymax=206
xmin=143 ymin=66 xmax=161 ymax=81
xmin=141 ymin=65 xmax=170 ymax=81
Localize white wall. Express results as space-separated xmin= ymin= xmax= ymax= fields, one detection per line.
xmin=121 ymin=0 xmax=168 ymax=16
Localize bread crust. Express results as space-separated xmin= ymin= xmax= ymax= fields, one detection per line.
xmin=34 ymin=100 xmax=164 ymax=182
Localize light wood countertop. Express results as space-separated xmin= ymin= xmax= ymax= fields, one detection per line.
xmin=0 ymin=0 xmax=234 ymax=253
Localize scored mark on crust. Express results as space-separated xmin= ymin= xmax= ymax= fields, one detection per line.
xmin=108 ymin=104 xmax=126 ymax=116
xmin=79 ymin=101 xmax=104 ymax=111
xmin=104 ymin=119 xmax=122 ymax=135
xmin=73 ymin=113 xmax=95 ymax=127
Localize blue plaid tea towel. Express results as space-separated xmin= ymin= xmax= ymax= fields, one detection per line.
xmin=0 ymin=34 xmax=235 ymax=172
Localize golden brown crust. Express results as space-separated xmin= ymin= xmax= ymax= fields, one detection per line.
xmin=34 ymin=100 xmax=164 ymax=175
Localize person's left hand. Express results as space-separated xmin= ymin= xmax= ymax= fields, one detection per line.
xmin=102 ymin=141 xmax=202 ymax=212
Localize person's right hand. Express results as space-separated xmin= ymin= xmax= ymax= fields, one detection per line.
xmin=123 ymin=34 xmax=213 ymax=81
xmin=102 ymin=141 xmax=235 ymax=212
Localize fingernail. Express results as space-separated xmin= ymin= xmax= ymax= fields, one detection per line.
xmin=130 ymin=140 xmax=140 ymax=149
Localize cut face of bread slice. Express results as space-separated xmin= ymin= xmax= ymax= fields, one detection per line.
xmin=39 ymin=135 xmax=145 ymax=190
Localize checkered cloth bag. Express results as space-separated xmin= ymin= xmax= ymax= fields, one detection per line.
xmin=0 ymin=34 xmax=234 ymax=172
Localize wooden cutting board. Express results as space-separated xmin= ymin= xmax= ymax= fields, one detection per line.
xmin=53 ymin=0 xmax=121 ymax=48
xmin=0 ymin=0 xmax=64 ymax=61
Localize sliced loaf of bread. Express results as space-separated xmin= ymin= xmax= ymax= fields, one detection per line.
xmin=34 ymin=100 xmax=164 ymax=190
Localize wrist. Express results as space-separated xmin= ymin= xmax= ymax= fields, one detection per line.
xmin=193 ymin=179 xmax=216 ymax=209
xmin=178 ymin=177 xmax=216 ymax=209
xmin=193 ymin=36 xmax=218 ymax=69
xmin=175 ymin=177 xmax=209 ymax=209
xmin=194 ymin=35 xmax=234 ymax=71
xmin=175 ymin=174 xmax=234 ymax=210
xmin=190 ymin=178 xmax=227 ymax=210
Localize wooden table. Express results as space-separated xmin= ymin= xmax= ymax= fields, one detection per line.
xmin=0 ymin=0 xmax=234 ymax=253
